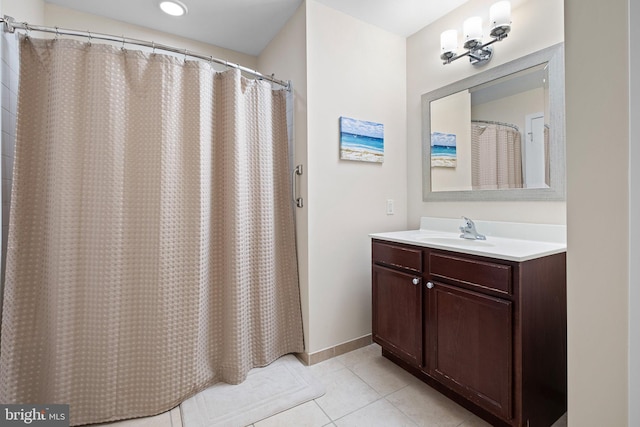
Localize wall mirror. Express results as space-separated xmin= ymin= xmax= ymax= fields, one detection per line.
xmin=422 ymin=43 xmax=565 ymax=201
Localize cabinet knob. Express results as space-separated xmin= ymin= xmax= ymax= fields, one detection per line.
xmin=412 ymin=277 xmax=420 ymax=285
xmin=426 ymin=281 xmax=434 ymax=289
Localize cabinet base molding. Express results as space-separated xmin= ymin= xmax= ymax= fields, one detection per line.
xmin=296 ymin=334 xmax=372 ymax=366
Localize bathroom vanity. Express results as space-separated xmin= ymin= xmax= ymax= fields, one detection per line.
xmin=370 ymin=218 xmax=567 ymax=427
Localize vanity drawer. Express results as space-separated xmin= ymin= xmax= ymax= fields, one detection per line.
xmin=428 ymin=252 xmax=512 ymax=295
xmin=372 ymin=241 xmax=422 ymax=273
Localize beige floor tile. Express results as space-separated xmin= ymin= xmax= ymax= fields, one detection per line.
xmin=254 ymin=400 xmax=330 ymax=427
xmin=314 ymin=367 xmax=381 ymax=420
xmin=349 ymin=355 xmax=415 ymax=396
xmin=336 ymin=343 xmax=382 ymax=369
xmin=457 ymin=415 xmax=493 ymax=427
xmin=96 ymin=412 xmax=172 ymax=427
xmin=334 ymin=399 xmax=418 ymax=427
xmin=309 ymin=356 xmax=346 ymax=377
xmin=386 ymin=382 xmax=474 ymax=427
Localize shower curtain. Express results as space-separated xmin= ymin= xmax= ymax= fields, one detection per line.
xmin=0 ymin=37 xmax=304 ymax=426
xmin=471 ymin=123 xmax=523 ymax=190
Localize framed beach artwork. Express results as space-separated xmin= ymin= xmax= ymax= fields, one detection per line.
xmin=339 ymin=116 xmax=384 ymax=163
xmin=431 ymin=132 xmax=457 ymax=168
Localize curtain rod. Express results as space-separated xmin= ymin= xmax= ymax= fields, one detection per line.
xmin=0 ymin=16 xmax=291 ymax=91
xmin=471 ymin=119 xmax=520 ymax=132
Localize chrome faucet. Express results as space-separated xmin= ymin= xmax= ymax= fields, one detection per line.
xmin=459 ymin=216 xmax=486 ymax=240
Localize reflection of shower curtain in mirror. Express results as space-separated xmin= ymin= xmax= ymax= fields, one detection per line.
xmin=471 ymin=123 xmax=523 ymax=190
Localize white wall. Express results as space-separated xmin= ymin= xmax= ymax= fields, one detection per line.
xmin=406 ymin=0 xmax=565 ymax=227
xmin=471 ymin=88 xmax=544 ymax=134
xmin=305 ymin=0 xmax=407 ymax=353
xmin=1 ymin=0 xmax=44 ymax=24
xmin=565 ymin=0 xmax=630 ymax=425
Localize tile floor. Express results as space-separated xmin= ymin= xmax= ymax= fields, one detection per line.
xmin=100 ymin=343 xmax=568 ymax=427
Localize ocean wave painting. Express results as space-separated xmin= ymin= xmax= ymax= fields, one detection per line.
xmin=340 ymin=116 xmax=384 ymax=163
xmin=431 ymin=132 xmax=457 ymax=168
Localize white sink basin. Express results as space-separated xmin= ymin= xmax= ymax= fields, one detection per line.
xmin=371 ymin=221 xmax=567 ymax=262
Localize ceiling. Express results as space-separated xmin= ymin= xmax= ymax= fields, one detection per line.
xmin=44 ymin=0 xmax=469 ymax=56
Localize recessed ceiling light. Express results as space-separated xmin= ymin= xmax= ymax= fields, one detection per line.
xmin=159 ymin=1 xmax=188 ymax=17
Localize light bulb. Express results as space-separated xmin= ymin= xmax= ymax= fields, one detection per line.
xmin=159 ymin=1 xmax=188 ymax=17
xmin=463 ymin=16 xmax=483 ymax=49
xmin=490 ymin=1 xmax=511 ymax=38
xmin=440 ymin=29 xmax=458 ymax=60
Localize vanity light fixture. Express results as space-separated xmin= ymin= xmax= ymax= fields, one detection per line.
xmin=159 ymin=0 xmax=188 ymax=17
xmin=440 ymin=1 xmax=511 ymax=66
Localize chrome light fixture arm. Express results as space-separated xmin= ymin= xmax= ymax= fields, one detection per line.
xmin=439 ymin=1 xmax=511 ymax=67
xmin=441 ymin=33 xmax=507 ymax=66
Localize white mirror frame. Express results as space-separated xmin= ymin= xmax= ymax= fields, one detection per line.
xmin=422 ymin=43 xmax=565 ymax=201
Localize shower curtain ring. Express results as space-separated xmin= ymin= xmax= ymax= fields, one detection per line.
xmin=24 ymin=23 xmax=31 ymax=39
xmin=121 ymin=35 xmax=125 ymax=51
xmin=184 ymin=48 xmax=188 ymax=62
xmin=55 ymin=26 xmax=59 ymax=40
xmin=152 ymin=41 xmax=156 ymax=55
xmin=87 ymin=31 xmax=92 ymax=46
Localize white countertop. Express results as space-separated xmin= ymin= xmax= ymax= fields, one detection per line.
xmin=369 ymin=217 xmax=566 ymax=262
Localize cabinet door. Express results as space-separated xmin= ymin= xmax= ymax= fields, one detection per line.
xmin=372 ymin=265 xmax=422 ymax=367
xmin=426 ymin=282 xmax=512 ymax=420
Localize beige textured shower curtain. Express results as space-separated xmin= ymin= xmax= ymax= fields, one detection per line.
xmin=0 ymin=37 xmax=304 ymax=425
xmin=471 ymin=123 xmax=523 ymax=189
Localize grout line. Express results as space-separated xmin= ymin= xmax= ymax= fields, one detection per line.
xmin=343 ymin=356 xmax=412 ymax=399
xmin=381 ymin=395 xmax=420 ymax=427
xmin=329 ymin=397 xmax=386 ymax=423
xmin=381 ymin=382 xmax=412 ymax=398
xmin=347 ymin=359 xmax=423 ymax=427
xmin=312 ymin=363 xmax=383 ymax=422
xmin=312 ymin=399 xmax=333 ymax=424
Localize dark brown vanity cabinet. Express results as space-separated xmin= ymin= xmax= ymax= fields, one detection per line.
xmin=371 ymin=239 xmax=567 ymax=427
xmin=372 ymin=241 xmax=423 ymax=366
xmin=426 ymin=252 xmax=514 ymax=421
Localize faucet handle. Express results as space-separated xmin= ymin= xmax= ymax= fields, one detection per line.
xmin=459 ymin=216 xmax=486 ymax=240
